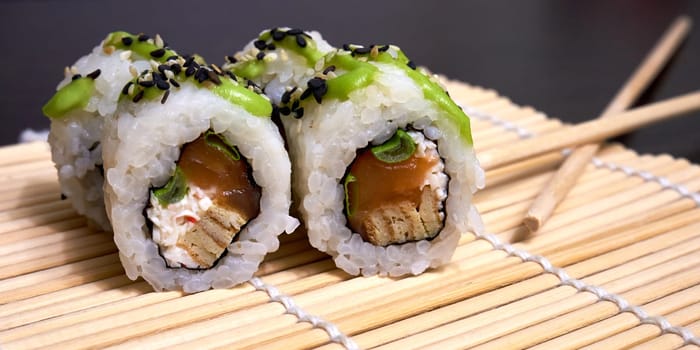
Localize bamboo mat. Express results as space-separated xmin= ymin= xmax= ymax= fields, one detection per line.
xmin=1 ymin=80 xmax=700 ymax=350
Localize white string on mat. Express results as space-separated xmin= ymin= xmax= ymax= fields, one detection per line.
xmin=464 ymin=103 xmax=700 ymax=345
xmin=248 ymin=277 xmax=359 ymax=350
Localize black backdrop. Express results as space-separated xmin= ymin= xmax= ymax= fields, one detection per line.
xmin=1 ymin=0 xmax=698 ymax=161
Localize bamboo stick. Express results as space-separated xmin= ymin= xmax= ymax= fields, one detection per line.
xmin=478 ymin=90 xmax=700 ymax=170
xmin=532 ymin=297 xmax=700 ymax=350
xmin=0 ymin=217 xmax=86 ymax=245
xmin=524 ymin=16 xmax=692 ymax=232
xmin=347 ymin=228 xmax=700 ymax=350
xmin=0 ymin=141 xmax=50 ymax=166
xmin=424 ymin=264 xmax=700 ymax=350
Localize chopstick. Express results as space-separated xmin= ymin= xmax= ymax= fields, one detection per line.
xmin=478 ymin=89 xmax=700 ymax=171
xmin=521 ymin=16 xmax=692 ymax=232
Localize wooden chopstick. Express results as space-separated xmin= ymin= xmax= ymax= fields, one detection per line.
xmin=522 ymin=16 xmax=692 ymax=232
xmin=478 ymin=89 xmax=700 ymax=170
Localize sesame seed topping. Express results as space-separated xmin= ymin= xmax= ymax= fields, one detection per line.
xmin=138 ymin=34 xmax=149 ymax=42
xmin=294 ymin=107 xmax=304 ymax=118
xmin=122 ymin=81 xmax=133 ymax=95
xmin=71 ymin=74 xmax=82 ymax=81
xmin=119 ymin=50 xmax=132 ymax=60
xmin=211 ymin=64 xmax=223 ymax=75
xmin=207 ymin=70 xmax=221 ymax=85
xmin=185 ymin=65 xmax=196 ymax=77
xmin=407 ymin=60 xmax=416 ymax=70
xmin=254 ymin=40 xmax=267 ymax=50
xmin=129 ymin=65 xmax=138 ymax=78
xmin=378 ymin=45 xmax=390 ymax=52
xmin=287 ymin=28 xmax=303 ymax=35
xmin=195 ymin=68 xmax=209 ymax=83
xmin=132 ymin=89 xmax=144 ymax=102
xmin=299 ymin=88 xmax=312 ymax=100
xmin=160 ymin=90 xmax=170 ymax=104
xmin=322 ymin=65 xmax=336 ymax=74
xmin=157 ymin=64 xmax=170 ymax=73
xmin=271 ymin=28 xmax=285 ymax=41
xmin=225 ymin=71 xmax=238 ymax=82
xmin=170 ymin=63 xmax=182 ymax=74
xmin=155 ymin=79 xmax=170 ymax=90
xmin=279 ymin=106 xmax=291 ymax=115
xmin=267 ymin=43 xmax=276 ymax=50
xmin=154 ymin=34 xmax=164 ymax=48
xmin=121 ymin=37 xmax=133 ymax=46
xmin=86 ymin=69 xmax=101 ymax=80
xmin=295 ymin=35 xmax=307 ymax=48
xmin=150 ymin=48 xmax=166 ymax=58
xmin=138 ymin=80 xmax=155 ymax=88
xmin=226 ymin=55 xmax=237 ymax=64
xmin=169 ymin=78 xmax=180 ymax=88
xmin=183 ymin=56 xmax=195 ymax=67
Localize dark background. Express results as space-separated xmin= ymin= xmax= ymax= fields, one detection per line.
xmin=1 ymin=0 xmax=698 ymax=161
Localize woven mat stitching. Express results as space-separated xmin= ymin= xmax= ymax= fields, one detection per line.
xmin=463 ymin=103 xmax=700 ymax=345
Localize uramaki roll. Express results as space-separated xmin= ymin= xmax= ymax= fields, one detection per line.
xmin=102 ymin=55 xmax=298 ymax=292
xmin=42 ymin=31 xmax=180 ymax=231
xmin=276 ymin=44 xmax=484 ymax=276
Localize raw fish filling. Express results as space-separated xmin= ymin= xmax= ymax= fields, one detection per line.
xmin=146 ymin=132 xmax=261 ymax=268
xmin=343 ymin=130 xmax=448 ymax=246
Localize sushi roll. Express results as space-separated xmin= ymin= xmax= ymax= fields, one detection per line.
xmin=42 ymin=31 xmax=178 ymax=231
xmin=276 ymin=44 xmax=484 ymax=277
xmin=102 ymin=54 xmax=299 ymax=292
xmin=224 ymin=27 xmax=335 ymax=104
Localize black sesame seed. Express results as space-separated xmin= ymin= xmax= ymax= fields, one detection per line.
xmin=60 ymin=193 xmax=67 ymax=200
xmin=246 ymin=79 xmax=258 ymax=88
xmin=207 ymin=70 xmax=222 ymax=85
xmin=225 ymin=71 xmax=238 ymax=82
xmin=281 ymin=90 xmax=292 ymax=104
xmin=132 ymin=89 xmax=144 ymax=102
xmin=322 ymin=65 xmax=336 ymax=74
xmin=183 ymin=56 xmax=195 ymax=67
xmin=308 ymin=77 xmax=325 ymax=89
xmin=226 ymin=55 xmax=237 ymax=64
xmin=150 ymin=48 xmax=166 ymax=58
xmin=407 ymin=60 xmax=416 ymax=70
xmin=299 ymin=88 xmax=312 ymax=100
xmin=291 ymin=100 xmax=299 ymax=110
xmin=122 ymin=81 xmax=133 ymax=95
xmin=137 ymin=34 xmax=149 ymax=42
xmin=211 ymin=64 xmax=223 ymax=75
xmin=160 ymin=90 xmax=170 ymax=104
xmin=71 ymin=74 xmax=81 ymax=81
xmin=295 ymin=35 xmax=307 ymax=48
xmin=86 ymin=69 xmax=101 ymax=80
xmin=294 ymin=107 xmax=304 ymax=118
xmin=354 ymin=46 xmax=370 ymax=55
xmin=166 ymin=55 xmax=179 ymax=62
xmin=195 ymin=68 xmax=209 ymax=83
xmin=266 ymin=43 xmax=276 ymax=50
xmin=185 ymin=65 xmax=196 ymax=77
xmin=138 ymin=80 xmax=155 ymax=88
xmin=170 ymin=63 xmax=182 ymax=74
xmin=157 ymin=64 xmax=170 ymax=73
xmin=287 ymin=28 xmax=303 ymax=35
xmin=271 ymin=28 xmax=285 ymax=41
xmin=279 ymin=106 xmax=291 ymax=115
xmin=155 ymin=79 xmax=170 ymax=90
xmin=254 ymin=40 xmax=267 ymax=50
xmin=88 ymin=141 xmax=100 ymax=151
xmin=169 ymin=78 xmax=180 ymax=88
xmin=256 ymin=51 xmax=266 ymax=60
xmin=271 ymin=105 xmax=280 ymax=119
xmin=378 ymin=45 xmax=390 ymax=52
xmin=121 ymin=37 xmax=133 ymax=46
xmin=342 ymin=44 xmax=351 ymax=51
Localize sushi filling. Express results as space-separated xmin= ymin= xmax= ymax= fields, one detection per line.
xmin=147 ymin=131 xmax=261 ymax=269
xmin=343 ymin=129 xmax=448 ymax=246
